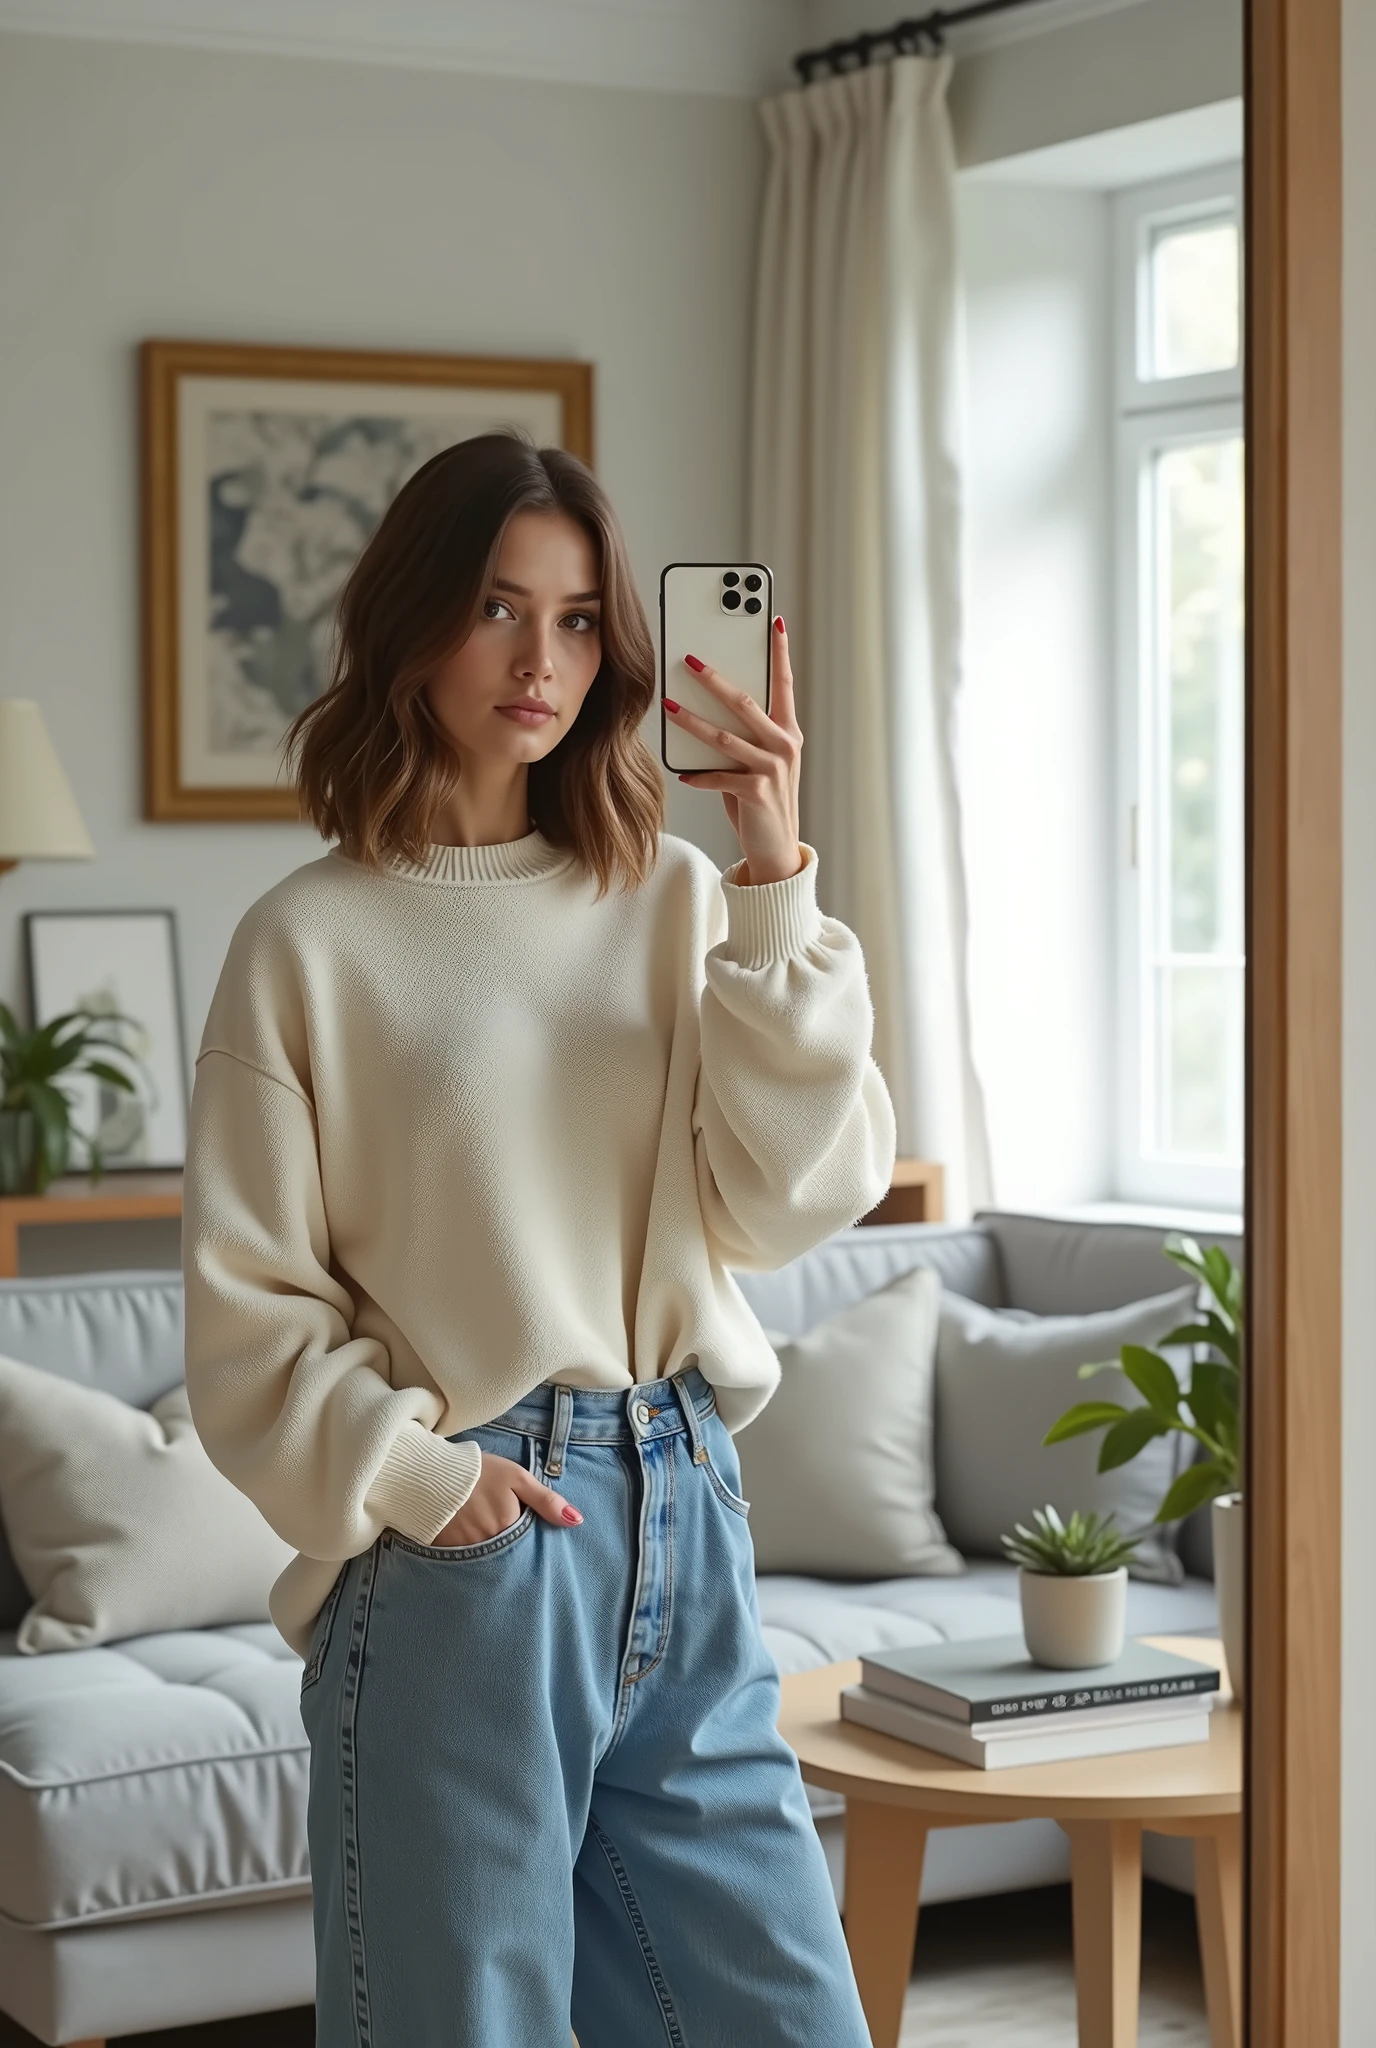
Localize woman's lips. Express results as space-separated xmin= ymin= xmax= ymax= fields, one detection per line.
xmin=496 ymin=703 xmax=556 ymax=725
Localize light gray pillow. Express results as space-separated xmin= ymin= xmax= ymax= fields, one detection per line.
xmin=735 ymin=1263 xmax=964 ymax=1578
xmin=0 ymin=1352 xmax=296 ymax=1653
xmin=933 ymin=1283 xmax=1200 ymax=1584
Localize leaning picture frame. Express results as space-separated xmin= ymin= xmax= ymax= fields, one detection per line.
xmin=22 ymin=909 xmax=190 ymax=1173
xmin=140 ymin=338 xmax=595 ymax=822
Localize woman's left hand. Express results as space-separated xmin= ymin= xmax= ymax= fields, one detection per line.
xmin=667 ymin=615 xmax=804 ymax=885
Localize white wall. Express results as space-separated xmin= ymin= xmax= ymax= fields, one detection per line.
xmin=0 ymin=30 xmax=762 ymax=1101
xmin=1342 ymin=0 xmax=1376 ymax=2032
xmin=958 ymin=179 xmax=1114 ymax=1208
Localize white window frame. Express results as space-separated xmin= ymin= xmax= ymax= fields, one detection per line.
xmin=1113 ymin=166 xmax=1245 ymax=1211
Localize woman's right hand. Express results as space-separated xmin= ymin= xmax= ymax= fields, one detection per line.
xmin=430 ymin=1451 xmax=582 ymax=1545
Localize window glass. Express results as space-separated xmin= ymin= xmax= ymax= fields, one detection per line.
xmin=1149 ymin=217 xmax=1240 ymax=379
xmin=1148 ymin=433 xmax=1245 ymax=1162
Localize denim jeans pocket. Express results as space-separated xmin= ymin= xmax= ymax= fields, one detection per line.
xmin=699 ymin=1409 xmax=751 ymax=1517
xmin=388 ymin=1427 xmax=544 ymax=1561
xmin=299 ymin=1562 xmax=348 ymax=1695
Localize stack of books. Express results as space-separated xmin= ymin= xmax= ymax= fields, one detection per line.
xmin=840 ymin=1637 xmax=1221 ymax=1770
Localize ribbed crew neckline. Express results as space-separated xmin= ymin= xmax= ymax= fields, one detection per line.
xmin=335 ymin=828 xmax=575 ymax=887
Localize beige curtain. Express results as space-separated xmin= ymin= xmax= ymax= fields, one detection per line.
xmin=749 ymin=54 xmax=992 ymax=1220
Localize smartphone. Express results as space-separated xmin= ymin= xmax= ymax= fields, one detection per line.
xmin=659 ymin=561 xmax=774 ymax=775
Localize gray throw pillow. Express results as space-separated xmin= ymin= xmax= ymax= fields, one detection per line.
xmin=735 ymin=1263 xmax=963 ymax=1578
xmin=0 ymin=1352 xmax=296 ymax=1653
xmin=933 ymin=1283 xmax=1200 ymax=1584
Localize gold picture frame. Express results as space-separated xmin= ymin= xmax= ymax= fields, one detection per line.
xmin=140 ymin=338 xmax=595 ymax=822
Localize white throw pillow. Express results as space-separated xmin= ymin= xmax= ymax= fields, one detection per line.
xmin=734 ymin=1264 xmax=963 ymax=1578
xmin=0 ymin=1353 xmax=296 ymax=1654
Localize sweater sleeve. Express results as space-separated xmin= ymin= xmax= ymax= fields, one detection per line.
xmin=690 ymin=841 xmax=898 ymax=1271
xmin=182 ymin=1047 xmax=482 ymax=1561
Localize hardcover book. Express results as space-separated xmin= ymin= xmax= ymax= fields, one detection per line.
xmin=840 ymin=1683 xmax=1214 ymax=1770
xmin=857 ymin=1635 xmax=1220 ymax=1726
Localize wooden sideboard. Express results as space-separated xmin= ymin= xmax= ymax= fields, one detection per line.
xmin=0 ymin=1171 xmax=185 ymax=1278
xmin=857 ymin=1158 xmax=945 ymax=1226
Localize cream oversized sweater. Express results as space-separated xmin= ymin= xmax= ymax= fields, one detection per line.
xmin=182 ymin=826 xmax=897 ymax=1658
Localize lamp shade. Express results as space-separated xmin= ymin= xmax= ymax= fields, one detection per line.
xmin=0 ymin=700 xmax=95 ymax=862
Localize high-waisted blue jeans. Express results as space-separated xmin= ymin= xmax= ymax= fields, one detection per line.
xmin=298 ymin=1364 xmax=872 ymax=2047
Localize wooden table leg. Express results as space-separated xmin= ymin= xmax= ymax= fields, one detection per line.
xmin=1193 ymin=1820 xmax=1242 ymax=2048
xmin=842 ymin=1797 xmax=928 ymax=2048
xmin=1065 ymin=1819 xmax=1143 ymax=2048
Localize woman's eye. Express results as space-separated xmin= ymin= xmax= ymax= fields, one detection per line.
xmin=562 ymin=611 xmax=599 ymax=632
xmin=482 ymin=598 xmax=515 ymax=621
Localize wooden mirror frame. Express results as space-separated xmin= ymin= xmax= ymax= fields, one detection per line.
xmin=1245 ymin=0 xmax=1343 ymax=2041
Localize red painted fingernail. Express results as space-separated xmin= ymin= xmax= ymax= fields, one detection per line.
xmin=775 ymin=615 xmax=786 ymax=633
xmin=684 ymin=654 xmax=705 ymax=673
xmin=663 ymin=697 xmax=680 ymax=713
xmin=561 ymin=1503 xmax=582 ymax=1524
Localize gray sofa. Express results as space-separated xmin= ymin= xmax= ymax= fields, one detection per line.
xmin=0 ymin=1210 xmax=1238 ymax=2047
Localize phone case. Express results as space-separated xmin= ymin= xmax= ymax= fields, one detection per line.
xmin=659 ymin=561 xmax=773 ymax=775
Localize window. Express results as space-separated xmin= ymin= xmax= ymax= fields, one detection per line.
xmin=1114 ymin=166 xmax=1244 ymax=1208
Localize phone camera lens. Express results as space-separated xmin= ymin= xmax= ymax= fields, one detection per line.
xmin=743 ymin=573 xmax=762 ymax=592
xmin=722 ymin=589 xmax=742 ymax=611
xmin=743 ymin=596 xmax=762 ymax=613
xmin=722 ymin=571 xmax=740 ymax=588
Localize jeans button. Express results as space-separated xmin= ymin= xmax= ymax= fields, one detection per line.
xmin=634 ymin=1400 xmax=653 ymax=1426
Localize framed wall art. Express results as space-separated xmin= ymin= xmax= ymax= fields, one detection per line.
xmin=141 ymin=339 xmax=595 ymax=822
xmin=23 ymin=909 xmax=190 ymax=1172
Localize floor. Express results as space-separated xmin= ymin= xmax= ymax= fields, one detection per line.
xmin=0 ymin=1882 xmax=1209 ymax=2047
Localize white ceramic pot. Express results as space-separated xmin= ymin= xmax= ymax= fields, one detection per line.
xmin=1019 ymin=1566 xmax=1128 ymax=1669
xmin=1211 ymin=1493 xmax=1245 ymax=1705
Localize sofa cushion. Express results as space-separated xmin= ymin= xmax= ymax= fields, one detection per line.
xmin=979 ymin=1211 xmax=1242 ymax=1317
xmin=732 ymin=1222 xmax=1005 ymax=1339
xmin=0 ymin=1622 xmax=310 ymax=1930
xmin=933 ymin=1284 xmax=1200 ymax=1582
xmin=735 ymin=1264 xmax=962 ymax=1578
xmin=0 ymin=1356 xmax=295 ymax=1654
xmin=0 ymin=1270 xmax=186 ymax=1630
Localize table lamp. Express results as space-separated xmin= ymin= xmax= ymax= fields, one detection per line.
xmin=0 ymin=699 xmax=96 ymax=878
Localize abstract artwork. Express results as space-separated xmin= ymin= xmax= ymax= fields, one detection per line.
xmin=142 ymin=341 xmax=594 ymax=821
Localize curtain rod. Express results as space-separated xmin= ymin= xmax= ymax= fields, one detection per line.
xmin=793 ymin=0 xmax=1047 ymax=82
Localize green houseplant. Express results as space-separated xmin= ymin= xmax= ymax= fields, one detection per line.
xmin=0 ymin=1002 xmax=142 ymax=1194
xmin=1041 ymin=1232 xmax=1244 ymax=1695
xmin=1001 ymin=1506 xmax=1139 ymax=1667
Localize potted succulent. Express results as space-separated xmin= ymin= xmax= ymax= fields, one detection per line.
xmin=1002 ymin=1506 xmax=1140 ymax=1668
xmin=1042 ymin=1232 xmax=1244 ymax=1699
xmin=0 ymin=1002 xmax=142 ymax=1194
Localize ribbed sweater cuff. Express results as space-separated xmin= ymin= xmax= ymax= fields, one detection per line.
xmin=363 ymin=1425 xmax=483 ymax=1544
xmin=718 ymin=842 xmax=823 ymax=967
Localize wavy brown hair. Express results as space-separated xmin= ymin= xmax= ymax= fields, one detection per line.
xmin=284 ymin=431 xmax=665 ymax=898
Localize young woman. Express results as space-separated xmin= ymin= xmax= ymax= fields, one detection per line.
xmin=182 ymin=431 xmax=897 ymax=2047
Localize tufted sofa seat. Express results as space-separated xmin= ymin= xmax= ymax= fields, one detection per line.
xmin=0 ymin=1625 xmax=309 ymax=1934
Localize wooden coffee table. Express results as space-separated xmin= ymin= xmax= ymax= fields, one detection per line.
xmin=778 ymin=1636 xmax=1240 ymax=2048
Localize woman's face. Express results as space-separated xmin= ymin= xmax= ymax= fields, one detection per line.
xmin=425 ymin=508 xmax=603 ymax=765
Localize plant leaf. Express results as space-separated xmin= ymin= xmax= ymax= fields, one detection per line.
xmin=1154 ymin=1459 xmax=1232 ymax=1524
xmin=1117 ymin=1345 xmax=1183 ymax=1421
xmin=1185 ymin=1359 xmax=1240 ymax=1441
xmin=1042 ymin=1401 xmax=1129 ymax=1446
xmin=1097 ymin=1407 xmax=1168 ymax=1472
xmin=81 ymin=1059 xmax=137 ymax=1092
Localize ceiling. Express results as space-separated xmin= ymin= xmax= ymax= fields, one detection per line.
xmin=963 ymin=97 xmax=1244 ymax=187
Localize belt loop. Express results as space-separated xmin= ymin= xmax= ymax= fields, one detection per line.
xmin=669 ymin=1369 xmax=710 ymax=1465
xmin=545 ymin=1384 xmax=574 ymax=1477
